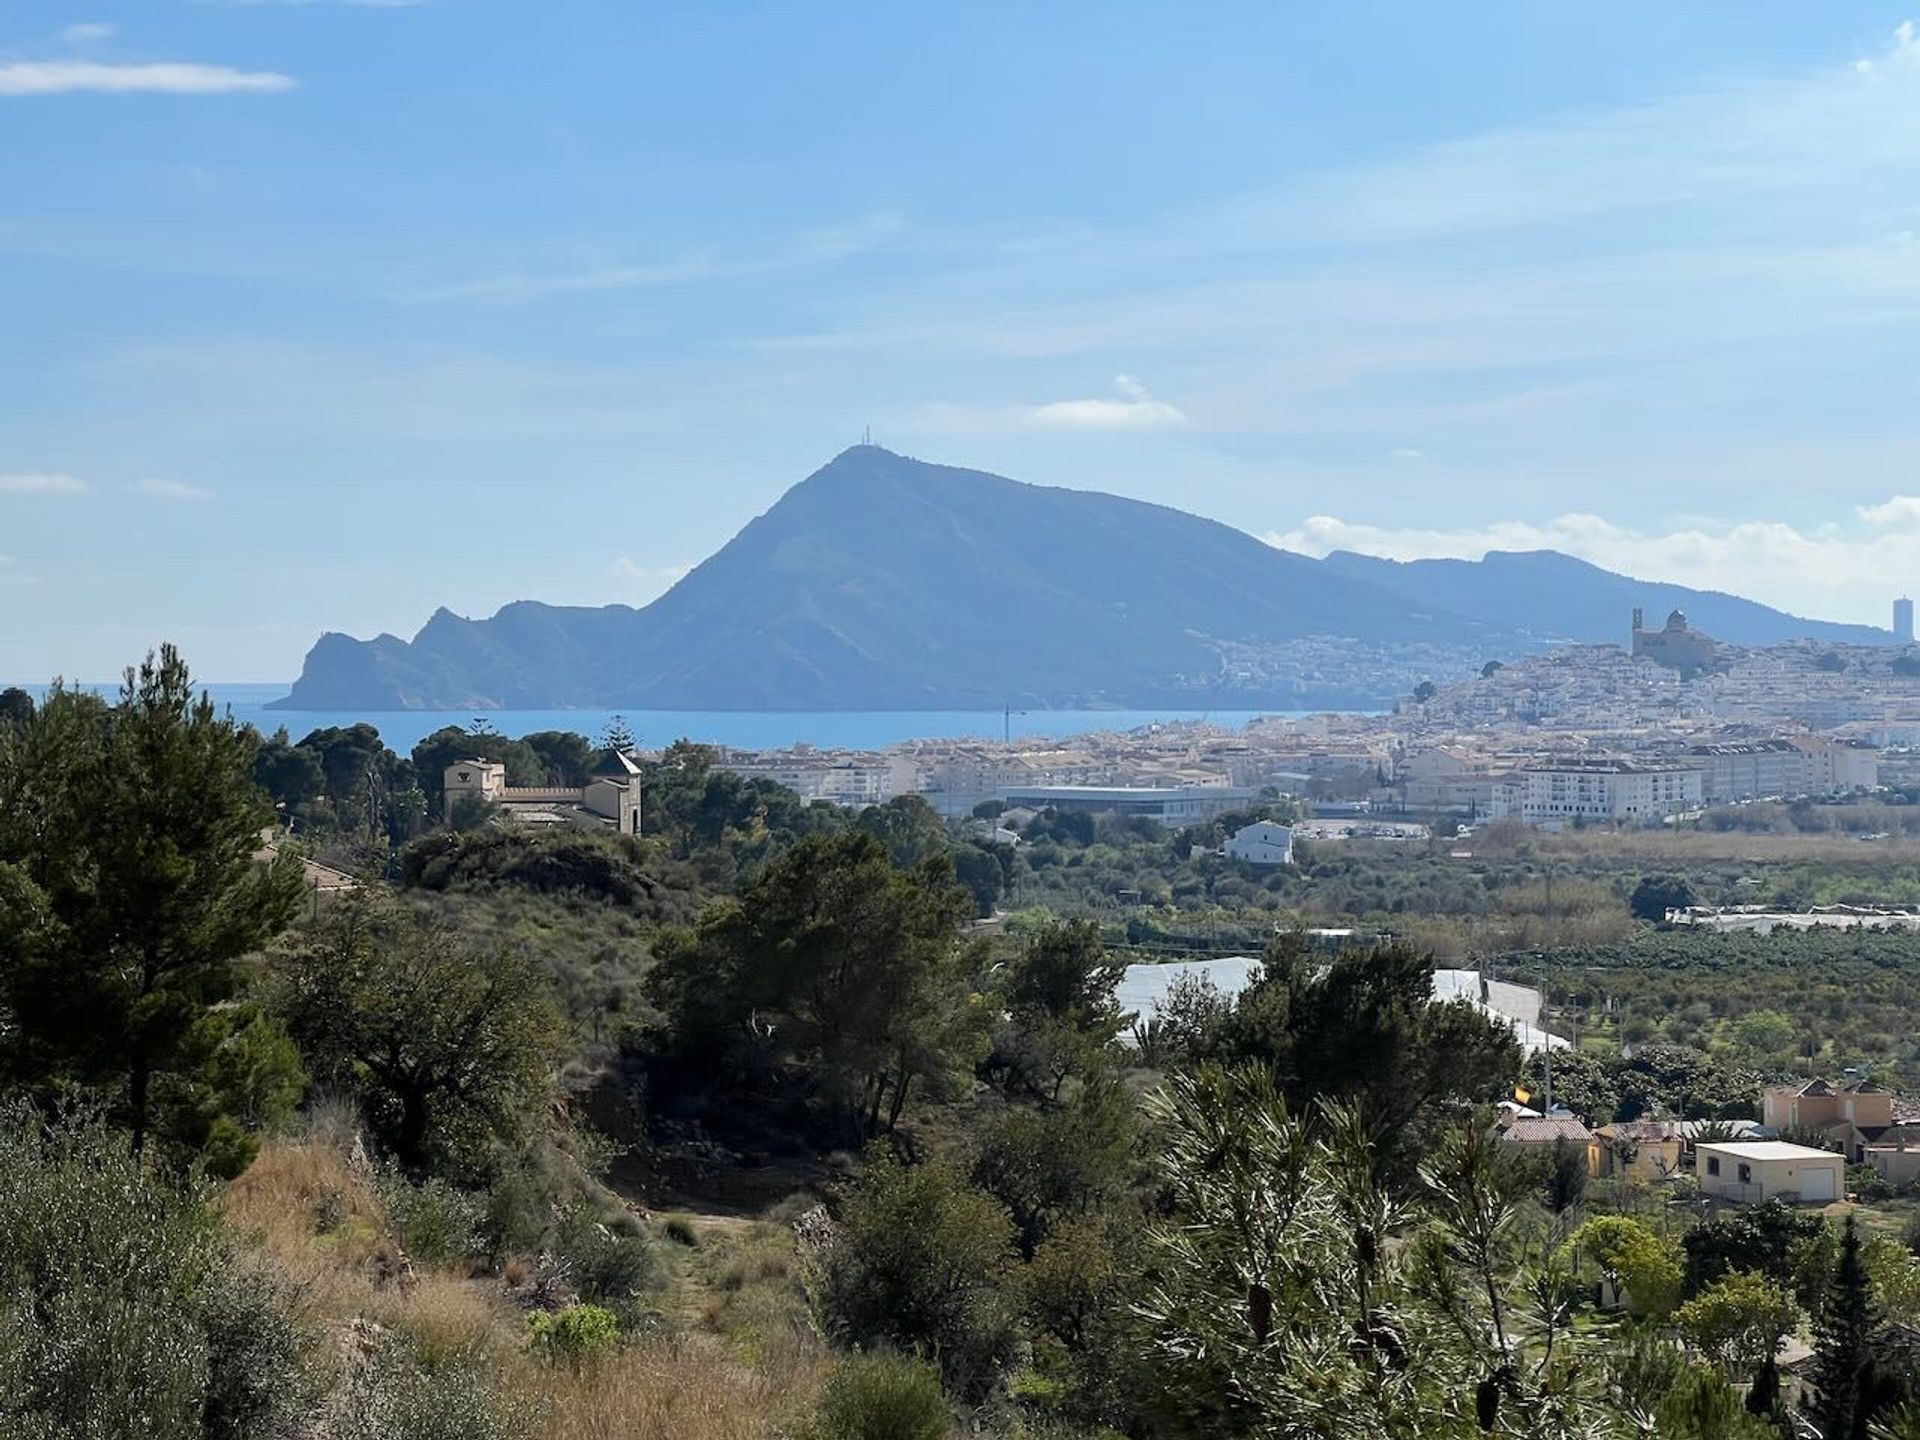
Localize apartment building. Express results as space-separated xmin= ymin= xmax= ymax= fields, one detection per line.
xmin=1489 ymin=758 xmax=1703 ymax=826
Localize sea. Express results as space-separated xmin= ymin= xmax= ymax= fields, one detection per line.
xmin=17 ymin=682 xmax=1308 ymax=755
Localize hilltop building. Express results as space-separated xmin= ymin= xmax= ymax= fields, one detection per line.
xmin=1897 ymin=596 xmax=1914 ymax=644
xmin=442 ymin=753 xmax=642 ymax=835
xmin=1632 ymin=607 xmax=1719 ymax=672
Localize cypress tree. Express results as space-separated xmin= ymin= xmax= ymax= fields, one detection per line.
xmin=1811 ymin=1215 xmax=1881 ymax=1440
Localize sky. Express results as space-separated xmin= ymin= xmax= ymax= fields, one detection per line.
xmin=7 ymin=2 xmax=1920 ymax=680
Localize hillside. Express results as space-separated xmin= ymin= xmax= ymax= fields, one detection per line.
xmin=274 ymin=447 xmax=1887 ymax=711
xmin=1318 ymin=548 xmax=1888 ymax=648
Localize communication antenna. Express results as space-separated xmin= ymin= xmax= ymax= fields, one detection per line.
xmin=862 ymin=425 xmax=873 ymax=446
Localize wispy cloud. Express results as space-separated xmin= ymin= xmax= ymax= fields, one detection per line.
xmin=407 ymin=211 xmax=906 ymax=304
xmin=0 ymin=557 xmax=35 ymax=587
xmin=0 ymin=61 xmax=296 ymax=96
xmin=609 ymin=557 xmax=692 ymax=603
xmin=0 ymin=472 xmax=86 ymax=495
xmin=1266 ymin=497 xmax=1920 ymax=627
xmin=1031 ymin=374 xmax=1187 ymax=431
xmin=133 ymin=477 xmax=214 ymax=502
xmin=60 ymin=22 xmax=116 ymax=44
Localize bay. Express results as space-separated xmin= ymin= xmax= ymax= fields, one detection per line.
xmin=17 ymin=682 xmax=1315 ymax=757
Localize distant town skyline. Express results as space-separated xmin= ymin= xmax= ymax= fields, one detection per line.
xmin=8 ymin=2 xmax=1920 ymax=678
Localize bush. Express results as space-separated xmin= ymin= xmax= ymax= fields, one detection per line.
xmin=332 ymin=1333 xmax=533 ymax=1440
xmin=0 ymin=1103 xmax=306 ymax=1439
xmin=819 ymin=1149 xmax=1020 ymax=1401
xmin=527 ymin=1304 xmax=620 ymax=1366
xmin=555 ymin=1203 xmax=662 ymax=1325
xmin=381 ymin=1174 xmax=484 ymax=1267
xmin=807 ymin=1352 xmax=949 ymax=1440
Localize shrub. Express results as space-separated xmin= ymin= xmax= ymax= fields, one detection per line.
xmin=527 ymin=1304 xmax=620 ymax=1367
xmin=819 ymin=1149 xmax=1020 ymax=1401
xmin=555 ymin=1203 xmax=663 ymax=1325
xmin=0 ymin=1103 xmax=306 ymax=1439
xmin=381 ymin=1174 xmax=484 ymax=1267
xmin=662 ymin=1213 xmax=701 ymax=1248
xmin=331 ymin=1332 xmax=533 ymax=1440
xmin=807 ymin=1352 xmax=949 ymax=1440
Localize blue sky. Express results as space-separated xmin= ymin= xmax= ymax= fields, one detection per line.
xmin=7 ymin=2 xmax=1920 ymax=680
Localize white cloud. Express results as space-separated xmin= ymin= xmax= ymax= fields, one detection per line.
xmin=0 ymin=472 xmax=86 ymax=494
xmin=1857 ymin=495 xmax=1920 ymax=527
xmin=408 ymin=211 xmax=906 ymax=304
xmin=0 ymin=61 xmax=296 ymax=96
xmin=1390 ymin=447 xmax=1425 ymax=461
xmin=1265 ymin=499 xmax=1920 ymax=627
xmin=133 ymin=477 xmax=214 ymax=501
xmin=609 ymin=558 xmax=692 ymax=603
xmin=60 ymin=22 xmax=116 ymax=44
xmin=0 ymin=556 xmax=33 ymax=586
xmin=1031 ymin=375 xmax=1187 ymax=431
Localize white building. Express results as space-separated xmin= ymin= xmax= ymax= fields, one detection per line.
xmin=1687 ymin=740 xmax=1806 ymax=803
xmin=1224 ymin=820 xmax=1294 ymax=866
xmin=1696 ymin=1140 xmax=1844 ymax=1205
xmin=1789 ymin=734 xmax=1879 ymax=794
xmin=1490 ymin=758 xmax=1703 ymax=826
xmin=1002 ymin=783 xmax=1255 ymax=824
xmin=442 ymin=755 xmax=642 ymax=835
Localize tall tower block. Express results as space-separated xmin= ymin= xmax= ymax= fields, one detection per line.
xmin=1897 ymin=597 xmax=1914 ymax=644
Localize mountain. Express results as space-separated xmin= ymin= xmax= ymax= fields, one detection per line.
xmin=274 ymin=447 xmax=1888 ymax=712
xmin=1317 ymin=549 xmax=1888 ymax=648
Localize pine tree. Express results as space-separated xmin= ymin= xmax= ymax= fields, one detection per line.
xmin=1812 ymin=1215 xmax=1883 ymax=1440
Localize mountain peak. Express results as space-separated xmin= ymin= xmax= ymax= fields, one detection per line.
xmin=270 ymin=450 xmax=1889 ymax=712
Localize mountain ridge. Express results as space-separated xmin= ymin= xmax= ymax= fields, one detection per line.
xmin=273 ymin=447 xmax=1887 ymax=711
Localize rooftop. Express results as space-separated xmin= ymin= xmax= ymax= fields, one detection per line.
xmin=1697 ymin=1140 xmax=1841 ymax=1162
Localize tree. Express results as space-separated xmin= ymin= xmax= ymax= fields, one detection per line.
xmin=1480 ymin=660 xmax=1505 ymax=679
xmin=646 ymin=832 xmax=977 ymax=1137
xmin=273 ymin=890 xmax=565 ymax=1174
xmin=0 ymin=648 xmax=306 ymax=1156
xmin=250 ymin=726 xmax=325 ymax=816
xmin=599 ymin=714 xmax=636 ymax=753
xmin=1631 ymin=873 xmax=1695 ymax=923
xmin=1673 ymin=1271 xmax=1799 ymax=1375
xmin=0 ymin=686 xmax=34 ymax=728
xmin=1812 ymin=1216 xmax=1885 ymax=1440
xmin=972 ymin=1065 xmax=1135 ymax=1257
xmin=950 ymin=842 xmax=1005 ymax=918
xmin=1733 ymin=1010 xmax=1796 ymax=1063
xmin=1572 ymin=1215 xmax=1683 ymax=1317
xmin=1220 ymin=936 xmax=1522 ymax=1178
xmin=819 ymin=1149 xmax=1020 ymax=1401
xmin=1618 ymin=1042 xmax=1755 ymax=1121
xmin=1524 ymin=1046 xmax=1622 ymax=1125
xmin=520 ymin=730 xmax=596 ymax=787
xmin=1136 ymin=1065 xmax=1600 ymax=1439
xmin=1412 ymin=680 xmax=1439 ymax=703
xmin=1682 ymin=1201 xmax=1826 ymax=1297
xmin=855 ymin=794 xmax=950 ymax=868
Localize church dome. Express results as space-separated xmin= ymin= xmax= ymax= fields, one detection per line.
xmin=1664 ymin=609 xmax=1688 ymax=631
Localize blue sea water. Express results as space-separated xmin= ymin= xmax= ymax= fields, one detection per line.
xmin=17 ymin=682 xmax=1309 ymax=756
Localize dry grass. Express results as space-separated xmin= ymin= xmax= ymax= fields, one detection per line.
xmin=225 ymin=1134 xmax=826 ymax=1439
xmin=222 ymin=1135 xmax=387 ymax=1321
xmin=527 ymin=1334 xmax=825 ymax=1440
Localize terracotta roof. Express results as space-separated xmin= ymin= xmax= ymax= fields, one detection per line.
xmin=1598 ymin=1120 xmax=1682 ymax=1142
xmin=1501 ymin=1118 xmax=1595 ymax=1145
